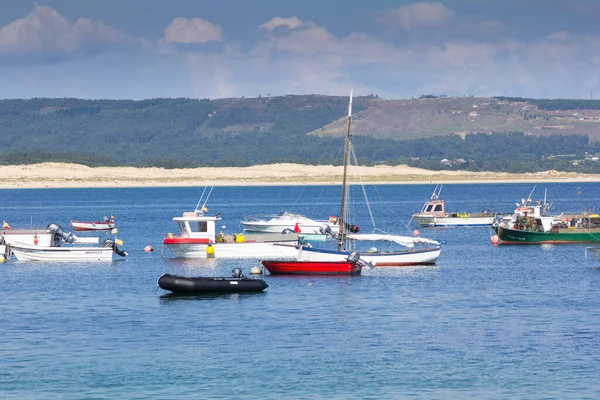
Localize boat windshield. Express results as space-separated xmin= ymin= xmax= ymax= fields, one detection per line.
xmin=177 ymin=221 xmax=209 ymax=234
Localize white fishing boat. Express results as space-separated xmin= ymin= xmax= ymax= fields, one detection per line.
xmin=0 ymin=227 xmax=53 ymax=254
xmin=69 ymin=216 xmax=115 ymax=231
xmin=162 ymin=188 xmax=300 ymax=259
xmin=241 ymin=212 xmax=340 ymax=234
xmin=268 ymin=91 xmax=442 ymax=267
xmin=412 ymin=185 xmax=497 ymax=227
xmin=8 ymin=240 xmax=125 ymax=262
xmin=0 ymin=223 xmax=98 ymax=255
xmin=6 ymin=224 xmax=127 ymax=262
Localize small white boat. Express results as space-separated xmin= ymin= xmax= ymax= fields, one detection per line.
xmin=8 ymin=238 xmax=127 ymax=262
xmin=412 ymin=185 xmax=497 ymax=227
xmin=292 ymin=234 xmax=441 ymax=266
xmin=69 ymin=216 xmax=115 ymax=231
xmin=162 ymin=189 xmax=300 ymax=259
xmin=0 ymin=227 xmax=53 ymax=255
xmin=241 ymin=212 xmax=340 ymax=235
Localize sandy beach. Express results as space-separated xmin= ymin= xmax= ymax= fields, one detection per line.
xmin=0 ymin=162 xmax=599 ymax=188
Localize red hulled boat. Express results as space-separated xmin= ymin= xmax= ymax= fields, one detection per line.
xmin=261 ymin=252 xmax=365 ymax=275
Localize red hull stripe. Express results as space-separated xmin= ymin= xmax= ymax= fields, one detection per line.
xmin=163 ymin=238 xmax=211 ymax=244
xmin=262 ymin=261 xmax=360 ymax=275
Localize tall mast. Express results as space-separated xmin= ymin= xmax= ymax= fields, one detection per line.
xmin=337 ymin=89 xmax=353 ymax=251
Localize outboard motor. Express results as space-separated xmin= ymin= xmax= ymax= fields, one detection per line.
xmin=102 ymin=238 xmax=128 ymax=257
xmin=319 ymin=224 xmax=334 ymax=237
xmin=47 ymin=223 xmax=76 ymax=245
xmin=346 ymin=251 xmax=360 ymax=263
xmin=232 ymin=268 xmax=243 ymax=278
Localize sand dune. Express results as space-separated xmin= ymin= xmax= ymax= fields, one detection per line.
xmin=0 ymin=163 xmax=598 ymax=188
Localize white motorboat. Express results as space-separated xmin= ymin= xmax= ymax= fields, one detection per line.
xmin=69 ymin=216 xmax=115 ymax=231
xmin=0 ymin=223 xmax=96 ymax=255
xmin=8 ymin=240 xmax=125 ymax=262
xmin=412 ymin=185 xmax=497 ymax=227
xmin=162 ymin=188 xmax=300 ymax=259
xmin=0 ymin=227 xmax=53 ymax=255
xmin=241 ymin=212 xmax=340 ymax=235
xmin=6 ymin=224 xmax=127 ymax=262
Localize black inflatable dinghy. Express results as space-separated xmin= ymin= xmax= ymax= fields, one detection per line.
xmin=157 ymin=268 xmax=268 ymax=294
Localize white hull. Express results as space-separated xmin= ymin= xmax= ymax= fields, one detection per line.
xmin=413 ymin=215 xmax=495 ymax=227
xmin=0 ymin=229 xmax=53 ymax=254
xmin=9 ymin=243 xmax=115 ymax=262
xmin=70 ymin=221 xmax=115 ymax=231
xmin=295 ymin=246 xmax=440 ymax=266
xmin=242 ymin=222 xmax=339 ymax=234
xmin=163 ymin=241 xmax=299 ymax=259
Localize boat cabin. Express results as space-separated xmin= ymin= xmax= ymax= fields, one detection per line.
xmin=418 ymin=199 xmax=446 ymax=217
xmin=172 ymin=211 xmax=220 ymax=242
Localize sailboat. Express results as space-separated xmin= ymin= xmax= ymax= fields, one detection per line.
xmin=261 ymin=91 xmax=441 ymax=273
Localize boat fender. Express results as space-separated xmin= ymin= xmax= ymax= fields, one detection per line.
xmin=206 ymin=244 xmax=215 ymax=257
xmin=33 ymin=235 xmax=39 ymax=245
xmin=250 ymin=265 xmax=263 ymax=275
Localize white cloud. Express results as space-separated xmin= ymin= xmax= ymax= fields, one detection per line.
xmin=546 ymin=31 xmax=572 ymax=41
xmin=378 ymin=2 xmax=456 ymax=31
xmin=257 ymin=17 xmax=403 ymax=64
xmin=164 ymin=17 xmax=222 ymax=44
xmin=259 ymin=17 xmax=304 ymax=31
xmin=0 ymin=4 xmax=130 ymax=58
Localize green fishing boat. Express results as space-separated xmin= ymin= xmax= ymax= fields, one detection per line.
xmin=495 ymin=225 xmax=600 ymax=244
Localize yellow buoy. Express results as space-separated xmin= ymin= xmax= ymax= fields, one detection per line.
xmin=235 ymin=234 xmax=245 ymax=243
xmin=206 ymin=244 xmax=215 ymax=257
xmin=115 ymin=238 xmax=124 ymax=246
xmin=0 ymin=255 xmax=5 ymax=263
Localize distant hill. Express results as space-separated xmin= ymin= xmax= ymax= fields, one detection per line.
xmin=311 ymin=96 xmax=600 ymax=141
xmin=2 ymin=95 xmax=600 ymax=173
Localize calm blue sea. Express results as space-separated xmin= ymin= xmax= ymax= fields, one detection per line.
xmin=2 ymin=182 xmax=600 ymax=399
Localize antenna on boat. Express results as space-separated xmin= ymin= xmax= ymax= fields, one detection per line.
xmin=195 ymin=186 xmax=214 ymax=213
xmin=525 ymin=185 xmax=536 ymax=205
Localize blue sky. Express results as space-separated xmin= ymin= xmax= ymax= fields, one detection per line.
xmin=1 ymin=0 xmax=599 ymax=100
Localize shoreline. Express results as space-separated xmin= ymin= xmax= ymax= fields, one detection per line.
xmin=1 ymin=162 xmax=600 ymax=189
